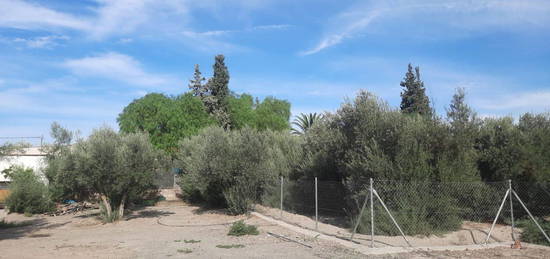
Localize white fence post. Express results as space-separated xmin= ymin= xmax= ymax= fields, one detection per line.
xmin=315 ymin=177 xmax=318 ymax=231
xmin=280 ymin=176 xmax=283 ymax=219
xmin=370 ymin=178 xmax=374 ymax=248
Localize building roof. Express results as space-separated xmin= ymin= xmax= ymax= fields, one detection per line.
xmin=4 ymin=147 xmax=47 ymax=156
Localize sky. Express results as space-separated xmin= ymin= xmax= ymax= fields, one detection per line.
xmin=1 ymin=0 xmax=549 ymax=143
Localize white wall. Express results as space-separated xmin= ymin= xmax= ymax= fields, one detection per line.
xmin=0 ymin=147 xmax=46 ymax=182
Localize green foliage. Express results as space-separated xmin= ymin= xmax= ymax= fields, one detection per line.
xmin=228 ymin=94 xmax=291 ymax=131
xmin=176 ymin=126 xmax=301 ymax=214
xmin=43 ymin=122 xmax=87 ymax=202
xmin=400 ymin=64 xmax=433 ymax=117
xmin=292 ymin=113 xmax=323 ymax=135
xmin=49 ymin=127 xmax=166 ymax=221
xmin=518 ymin=218 xmax=550 ymax=246
xmin=189 ymin=64 xmax=207 ymax=98
xmin=118 ymin=93 xmax=215 ymax=154
xmin=177 ymin=248 xmax=193 ymax=254
xmin=228 ymin=220 xmax=259 ymax=236
xmin=254 ymin=97 xmax=291 ymax=131
xmin=207 ymin=54 xmax=231 ymax=129
xmin=4 ymin=166 xmax=54 ymax=214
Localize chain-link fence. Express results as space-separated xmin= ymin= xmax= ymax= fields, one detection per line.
xmin=255 ymin=177 xmax=550 ymax=248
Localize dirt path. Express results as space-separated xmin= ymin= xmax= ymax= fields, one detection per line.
xmin=0 ymin=202 xmax=362 ymax=259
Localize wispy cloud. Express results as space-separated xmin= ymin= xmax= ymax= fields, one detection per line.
xmin=12 ymin=35 xmax=70 ymax=49
xmin=302 ymin=0 xmax=550 ymax=55
xmin=300 ymin=10 xmax=381 ymax=56
xmin=476 ymin=90 xmax=550 ymax=111
xmin=63 ymin=52 xmax=172 ymax=87
xmin=0 ymin=0 xmax=90 ymax=31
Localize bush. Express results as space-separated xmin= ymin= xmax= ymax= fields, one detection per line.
xmin=3 ymin=166 xmax=54 ymax=214
xmin=228 ymin=220 xmax=259 ymax=236
xmin=176 ymin=126 xmax=301 ymax=214
xmin=518 ymin=218 xmax=550 ymax=246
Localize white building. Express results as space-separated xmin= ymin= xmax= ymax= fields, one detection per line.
xmin=0 ymin=147 xmax=47 ymax=183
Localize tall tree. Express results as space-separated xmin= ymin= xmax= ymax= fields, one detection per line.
xmin=188 ymin=64 xmax=207 ymax=98
xmin=400 ymin=64 xmax=433 ymax=117
xmin=207 ymin=54 xmax=231 ymax=129
xmin=52 ymin=127 xmax=166 ymax=221
xmin=446 ymin=87 xmax=476 ymax=132
xmin=118 ymin=93 xmax=214 ymax=154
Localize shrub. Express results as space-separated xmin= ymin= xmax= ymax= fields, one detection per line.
xmin=3 ymin=166 xmax=54 ymax=214
xmin=227 ymin=220 xmax=260 ymax=236
xmin=228 ymin=220 xmax=259 ymax=236
xmin=176 ymin=126 xmax=301 ymax=214
xmin=518 ymin=218 xmax=550 ymax=246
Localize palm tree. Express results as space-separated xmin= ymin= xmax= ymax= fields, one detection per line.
xmin=291 ymin=113 xmax=323 ymax=135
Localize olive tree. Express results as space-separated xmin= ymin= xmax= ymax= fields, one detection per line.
xmin=55 ymin=127 xmax=165 ymax=221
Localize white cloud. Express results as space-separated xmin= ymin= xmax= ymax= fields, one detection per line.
xmin=0 ymin=0 xmax=284 ymax=41
xmin=302 ymin=0 xmax=550 ymax=55
xmin=63 ymin=52 xmax=171 ymax=87
xmin=12 ymin=35 xmax=69 ymax=49
xmin=0 ymin=0 xmax=90 ymax=30
xmin=476 ymin=90 xmax=550 ymax=111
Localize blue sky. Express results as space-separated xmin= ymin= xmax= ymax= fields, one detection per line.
xmin=1 ymin=0 xmax=550 ymax=142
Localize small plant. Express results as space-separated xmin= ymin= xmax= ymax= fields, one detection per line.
xmin=174 ymin=240 xmax=181 ymax=242
xmin=0 ymin=219 xmax=32 ymax=229
xmin=228 ymin=220 xmax=259 ymax=236
xmin=177 ymin=248 xmax=193 ymax=254
xmin=216 ymin=244 xmax=245 ymax=249
xmin=184 ymin=239 xmax=201 ymax=243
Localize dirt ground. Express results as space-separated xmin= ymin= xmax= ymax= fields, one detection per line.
xmin=1 ymin=202 xmax=550 ymax=258
xmin=255 ymin=204 xmax=523 ymax=247
xmin=0 ymin=201 xmax=363 ymax=259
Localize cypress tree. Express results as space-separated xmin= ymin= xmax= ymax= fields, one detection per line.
xmin=400 ymin=64 xmax=433 ymax=117
xmin=189 ymin=64 xmax=206 ymax=98
xmin=447 ymin=87 xmax=474 ymax=132
xmin=208 ymin=54 xmax=231 ymax=129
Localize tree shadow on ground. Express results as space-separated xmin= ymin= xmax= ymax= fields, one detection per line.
xmin=0 ymin=218 xmax=71 ymax=241
xmin=191 ymin=206 xmax=231 ymax=216
xmin=125 ymin=209 xmax=175 ymax=220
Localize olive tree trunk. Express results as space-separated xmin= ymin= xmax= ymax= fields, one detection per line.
xmin=118 ymin=194 xmax=127 ymax=219
xmin=100 ymin=194 xmax=112 ymax=220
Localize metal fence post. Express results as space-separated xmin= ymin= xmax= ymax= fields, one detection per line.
xmin=485 ymin=188 xmax=510 ymax=244
xmin=280 ymin=176 xmax=283 ymax=219
xmin=370 ymin=178 xmax=374 ymax=248
xmin=509 ymin=180 xmax=515 ymax=241
xmin=350 ymin=187 xmax=369 ymax=242
xmin=315 ymin=177 xmax=318 ymax=231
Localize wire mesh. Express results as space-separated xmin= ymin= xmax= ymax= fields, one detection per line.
xmin=255 ymin=177 xmax=550 ymax=248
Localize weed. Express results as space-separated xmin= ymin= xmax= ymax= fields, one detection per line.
xmin=228 ymin=220 xmax=259 ymax=236
xmin=216 ymin=244 xmax=245 ymax=249
xmin=184 ymin=239 xmax=201 ymax=243
xmin=174 ymin=240 xmax=181 ymax=242
xmin=177 ymin=248 xmax=193 ymax=254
